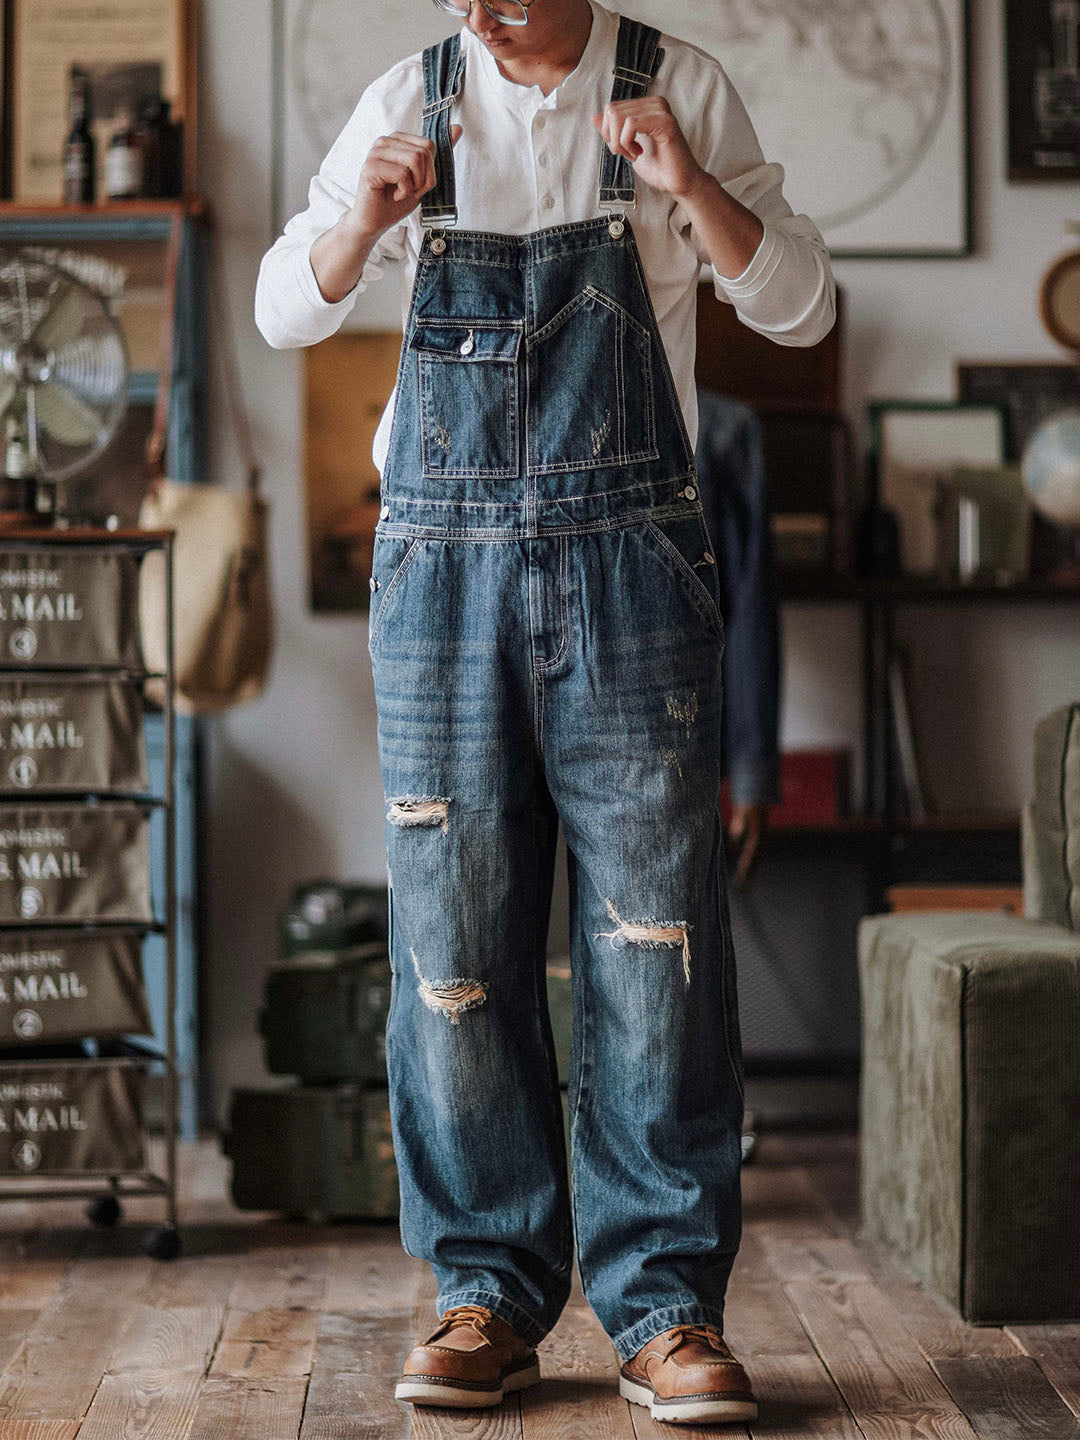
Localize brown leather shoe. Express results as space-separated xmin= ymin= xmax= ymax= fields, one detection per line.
xmin=395 ymin=1303 xmax=541 ymax=1408
xmin=619 ymin=1324 xmax=757 ymax=1424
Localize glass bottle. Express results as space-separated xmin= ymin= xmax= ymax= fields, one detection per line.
xmin=104 ymin=102 xmax=144 ymax=200
xmin=62 ymin=69 xmax=96 ymax=205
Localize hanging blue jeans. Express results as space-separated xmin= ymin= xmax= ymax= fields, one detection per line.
xmin=368 ymin=16 xmax=746 ymax=1362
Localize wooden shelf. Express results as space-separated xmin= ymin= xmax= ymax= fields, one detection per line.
xmin=0 ymin=195 xmax=205 ymax=241
xmin=779 ymin=571 xmax=1080 ymax=604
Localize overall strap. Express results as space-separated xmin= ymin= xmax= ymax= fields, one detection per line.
xmin=420 ymin=32 xmax=466 ymax=229
xmin=597 ymin=16 xmax=665 ymax=212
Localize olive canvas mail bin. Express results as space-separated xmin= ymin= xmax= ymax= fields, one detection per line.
xmin=0 ymin=549 xmax=142 ymax=668
xmin=224 ymin=1084 xmax=399 ymax=1220
xmin=259 ymin=946 xmax=391 ymax=1084
xmin=0 ymin=931 xmax=151 ymax=1044
xmin=0 ymin=1058 xmax=145 ymax=1174
xmin=0 ymin=678 xmax=147 ymax=794
xmin=0 ymin=805 xmax=152 ymax=924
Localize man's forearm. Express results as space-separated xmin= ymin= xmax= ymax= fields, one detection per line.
xmin=309 ymin=212 xmax=382 ymax=303
xmin=678 ymin=171 xmax=765 ymax=281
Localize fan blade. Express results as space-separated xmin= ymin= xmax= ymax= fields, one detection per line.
xmin=29 ymin=287 xmax=86 ymax=353
xmin=33 ymin=380 xmax=101 ymax=446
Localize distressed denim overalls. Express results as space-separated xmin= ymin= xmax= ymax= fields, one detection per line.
xmin=369 ymin=16 xmax=745 ymax=1362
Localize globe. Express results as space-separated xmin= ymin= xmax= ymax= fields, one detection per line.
xmin=1021 ymin=408 xmax=1080 ymax=528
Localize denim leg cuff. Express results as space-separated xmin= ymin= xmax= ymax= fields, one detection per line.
xmin=612 ymin=1302 xmax=729 ymax=1362
xmin=436 ymin=1287 xmax=548 ymax=1348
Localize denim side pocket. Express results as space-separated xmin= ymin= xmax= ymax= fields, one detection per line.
xmin=368 ymin=534 xmax=422 ymax=659
xmin=642 ymin=513 xmax=725 ymax=643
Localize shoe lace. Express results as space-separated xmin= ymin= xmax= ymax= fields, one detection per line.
xmin=668 ymin=1323 xmax=733 ymax=1357
xmin=432 ymin=1304 xmax=497 ymax=1341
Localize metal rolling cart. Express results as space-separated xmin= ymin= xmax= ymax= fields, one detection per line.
xmin=0 ymin=526 xmax=181 ymax=1260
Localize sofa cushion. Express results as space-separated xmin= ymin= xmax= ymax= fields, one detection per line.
xmin=859 ymin=909 xmax=1080 ymax=1322
xmin=1026 ymin=703 xmax=1080 ymax=930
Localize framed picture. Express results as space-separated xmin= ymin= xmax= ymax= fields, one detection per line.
xmin=866 ymin=400 xmax=1008 ymax=573
xmin=272 ymin=0 xmax=448 ymax=241
xmin=304 ymin=330 xmax=402 ymax=613
xmin=955 ymin=359 xmax=1080 ymax=576
xmin=626 ymin=0 xmax=971 ymax=258
xmin=954 ymin=360 xmax=1080 ymax=457
xmin=10 ymin=0 xmax=191 ymax=203
xmin=1006 ymin=0 xmax=1080 ymax=181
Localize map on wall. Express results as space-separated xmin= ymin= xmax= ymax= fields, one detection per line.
xmin=274 ymin=0 xmax=968 ymax=258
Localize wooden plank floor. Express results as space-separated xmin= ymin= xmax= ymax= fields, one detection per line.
xmin=0 ymin=1129 xmax=1075 ymax=1439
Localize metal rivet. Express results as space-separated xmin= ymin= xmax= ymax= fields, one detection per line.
xmin=430 ymin=235 xmax=446 ymax=255
xmin=380 ymin=504 xmax=390 ymax=520
xmin=608 ymin=218 xmax=625 ymax=239
xmin=682 ymin=485 xmax=697 ymax=502
xmin=459 ymin=330 xmax=475 ymax=356
xmin=702 ymin=552 xmax=715 ymax=564
xmin=369 ymin=576 xmax=379 ymax=592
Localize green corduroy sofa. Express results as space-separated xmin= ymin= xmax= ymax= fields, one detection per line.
xmin=858 ymin=702 xmax=1080 ymax=1323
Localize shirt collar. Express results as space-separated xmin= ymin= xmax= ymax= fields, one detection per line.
xmin=463 ymin=0 xmax=616 ymax=110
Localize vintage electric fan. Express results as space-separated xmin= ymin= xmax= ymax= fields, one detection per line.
xmin=0 ymin=249 xmax=129 ymax=526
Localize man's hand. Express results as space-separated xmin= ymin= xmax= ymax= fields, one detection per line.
xmin=591 ymin=98 xmax=703 ymax=200
xmin=348 ymin=125 xmax=464 ymax=240
xmin=591 ymin=98 xmax=764 ymax=279
xmin=726 ymin=802 xmax=768 ymax=890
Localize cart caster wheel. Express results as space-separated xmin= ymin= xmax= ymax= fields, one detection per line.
xmin=144 ymin=1224 xmax=181 ymax=1260
xmin=86 ymin=1194 xmax=122 ymax=1227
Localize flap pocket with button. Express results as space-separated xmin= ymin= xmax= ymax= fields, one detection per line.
xmin=412 ymin=321 xmax=523 ymax=479
xmin=409 ymin=322 xmax=522 ymax=364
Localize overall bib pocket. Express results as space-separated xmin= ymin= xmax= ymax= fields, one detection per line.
xmin=411 ymin=321 xmax=522 ymax=479
xmin=527 ymin=286 xmax=658 ymax=474
xmin=640 ymin=512 xmax=725 ymax=643
xmin=368 ymin=533 xmax=423 ymax=658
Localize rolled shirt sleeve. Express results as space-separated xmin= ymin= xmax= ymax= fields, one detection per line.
xmin=678 ymin=67 xmax=837 ymax=349
xmin=254 ymin=66 xmax=415 ymax=350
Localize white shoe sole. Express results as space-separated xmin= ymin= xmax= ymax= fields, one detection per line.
xmin=396 ymin=1359 xmax=541 ymax=1408
xmin=620 ymin=1372 xmax=758 ymax=1424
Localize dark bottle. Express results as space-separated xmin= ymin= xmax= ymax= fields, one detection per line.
xmin=158 ymin=99 xmax=184 ymax=197
xmin=62 ymin=69 xmax=96 ymax=205
xmin=135 ymin=97 xmax=165 ymax=197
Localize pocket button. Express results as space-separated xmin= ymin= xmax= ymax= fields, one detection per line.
xmin=380 ymin=504 xmax=390 ymax=519
xmin=682 ymin=484 xmax=697 ymax=502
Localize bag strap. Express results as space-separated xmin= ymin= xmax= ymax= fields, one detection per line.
xmin=145 ymin=205 xmax=262 ymax=496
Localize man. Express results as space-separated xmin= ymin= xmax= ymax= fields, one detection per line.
xmin=256 ymin=0 xmax=834 ymax=1424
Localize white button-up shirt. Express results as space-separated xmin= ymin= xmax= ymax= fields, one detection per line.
xmin=255 ymin=0 xmax=836 ymax=473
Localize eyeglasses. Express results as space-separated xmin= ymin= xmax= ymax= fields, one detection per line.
xmin=431 ymin=0 xmax=535 ymax=26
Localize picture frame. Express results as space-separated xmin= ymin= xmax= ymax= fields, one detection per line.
xmin=955 ymin=358 xmax=1080 ymax=576
xmin=9 ymin=0 xmax=192 ymax=204
xmin=866 ymin=400 xmax=1008 ymax=574
xmin=626 ymin=0 xmax=971 ymax=258
xmin=1006 ymin=0 xmax=1080 ymax=181
xmin=954 ymin=359 xmax=1080 ymax=457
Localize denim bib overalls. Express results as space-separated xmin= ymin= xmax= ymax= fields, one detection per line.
xmin=369 ymin=16 xmax=745 ymax=1361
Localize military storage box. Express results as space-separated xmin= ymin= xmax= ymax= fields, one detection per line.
xmin=224 ymin=1084 xmax=398 ymax=1221
xmin=0 ymin=1055 xmax=146 ymax=1174
xmin=259 ymin=946 xmax=391 ymax=1084
xmin=261 ymin=881 xmax=390 ymax=1084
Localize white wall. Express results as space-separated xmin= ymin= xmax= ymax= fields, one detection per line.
xmin=201 ymin=0 xmax=1080 ymax=1124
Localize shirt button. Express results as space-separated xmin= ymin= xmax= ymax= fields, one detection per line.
xmin=535 ymin=115 xmax=546 ymax=131
xmin=538 ymin=152 xmax=548 ymax=168
xmin=541 ymin=194 xmax=555 ymax=211
xmin=380 ymin=504 xmax=390 ymax=519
